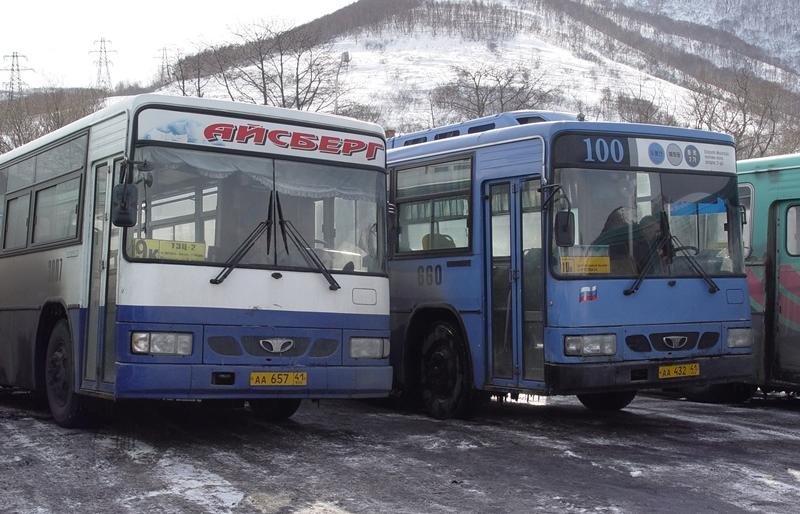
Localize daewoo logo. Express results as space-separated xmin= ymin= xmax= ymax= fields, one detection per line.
xmin=259 ymin=338 xmax=295 ymax=353
xmin=662 ymin=336 xmax=688 ymax=350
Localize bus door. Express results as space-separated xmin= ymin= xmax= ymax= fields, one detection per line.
xmin=485 ymin=178 xmax=544 ymax=387
xmin=83 ymin=159 xmax=119 ymax=388
xmin=772 ymin=201 xmax=800 ymax=383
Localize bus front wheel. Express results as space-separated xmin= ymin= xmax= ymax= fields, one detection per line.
xmin=248 ymin=399 xmax=302 ymax=421
xmin=577 ymin=391 xmax=637 ymax=411
xmin=45 ymin=320 xmax=93 ymax=428
xmin=420 ymin=321 xmax=471 ymax=419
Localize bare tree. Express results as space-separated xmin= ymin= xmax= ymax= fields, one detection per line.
xmin=602 ymin=81 xmax=677 ymax=125
xmin=686 ymin=67 xmax=785 ymax=158
xmin=431 ymin=62 xmax=561 ymax=119
xmin=207 ymin=43 xmax=238 ymax=101
xmin=166 ymin=51 xmax=209 ymax=98
xmin=227 ymin=21 xmax=349 ymax=111
xmin=336 ymin=101 xmax=382 ymax=123
xmin=38 ymin=88 xmax=105 ymax=132
xmin=169 ymin=52 xmax=190 ymax=97
xmin=0 ymin=88 xmax=104 ymax=152
xmin=0 ymin=97 xmax=41 ymax=153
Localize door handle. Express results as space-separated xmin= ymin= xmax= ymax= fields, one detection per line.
xmin=508 ymin=269 xmax=519 ymax=283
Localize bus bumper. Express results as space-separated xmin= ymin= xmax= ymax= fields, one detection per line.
xmin=545 ymin=354 xmax=754 ymax=394
xmin=113 ymin=363 xmax=393 ymax=399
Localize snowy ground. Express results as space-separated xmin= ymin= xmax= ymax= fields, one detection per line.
xmin=2 ymin=392 xmax=800 ymax=513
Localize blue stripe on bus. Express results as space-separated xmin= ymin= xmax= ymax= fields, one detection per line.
xmin=116 ymin=305 xmax=389 ymax=330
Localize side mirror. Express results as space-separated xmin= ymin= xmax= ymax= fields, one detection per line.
xmin=555 ymin=210 xmax=575 ymax=247
xmin=111 ymin=184 xmax=138 ymax=227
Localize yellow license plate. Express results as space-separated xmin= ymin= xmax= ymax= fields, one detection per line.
xmin=658 ymin=363 xmax=700 ymax=379
xmin=250 ymin=372 xmax=307 ymax=386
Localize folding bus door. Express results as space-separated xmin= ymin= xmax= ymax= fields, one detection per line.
xmin=772 ymin=201 xmax=800 ymax=383
xmin=485 ymin=178 xmax=545 ymax=387
xmin=519 ymin=179 xmax=544 ymax=383
xmin=83 ymin=158 xmax=120 ymax=388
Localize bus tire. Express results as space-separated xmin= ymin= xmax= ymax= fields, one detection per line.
xmin=577 ymin=391 xmax=637 ymax=411
xmin=248 ymin=399 xmax=302 ymax=421
xmin=420 ymin=321 xmax=472 ymax=419
xmin=45 ymin=320 xmax=93 ymax=428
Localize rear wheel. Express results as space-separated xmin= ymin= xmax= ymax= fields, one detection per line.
xmin=248 ymin=399 xmax=302 ymax=421
xmin=45 ymin=320 xmax=94 ymax=428
xmin=577 ymin=391 xmax=637 ymax=411
xmin=420 ymin=321 xmax=473 ymax=419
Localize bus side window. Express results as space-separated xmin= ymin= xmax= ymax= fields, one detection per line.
xmin=738 ymin=184 xmax=753 ymax=257
xmin=4 ymin=194 xmax=30 ymax=250
xmin=0 ymin=169 xmax=6 ymax=248
xmin=787 ymin=206 xmax=800 ymax=256
xmin=395 ymin=158 xmax=471 ymax=253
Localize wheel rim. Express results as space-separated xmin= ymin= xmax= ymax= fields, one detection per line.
xmin=424 ymin=339 xmax=458 ymax=399
xmin=46 ymin=339 xmax=70 ymax=408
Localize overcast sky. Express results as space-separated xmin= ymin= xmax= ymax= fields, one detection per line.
xmin=0 ymin=0 xmax=355 ymax=89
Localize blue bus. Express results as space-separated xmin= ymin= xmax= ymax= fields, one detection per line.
xmin=386 ymin=111 xmax=753 ymax=418
xmin=0 ymin=95 xmax=392 ymax=427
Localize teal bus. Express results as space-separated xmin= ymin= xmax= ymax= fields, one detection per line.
xmin=735 ymin=153 xmax=800 ymax=396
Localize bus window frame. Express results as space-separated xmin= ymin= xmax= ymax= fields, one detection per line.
xmin=3 ymin=191 xmax=32 ymax=251
xmin=738 ymin=182 xmax=754 ymax=259
xmin=546 ymin=130 xmax=743 ymax=281
xmin=30 ymin=171 xmax=84 ymax=248
xmin=390 ymin=152 xmax=475 ymax=259
xmin=118 ymin=141 xmax=389 ymax=278
xmin=0 ymin=170 xmax=85 ymax=256
xmin=0 ymin=132 xmax=89 ymax=257
xmin=785 ymin=204 xmax=800 ymax=257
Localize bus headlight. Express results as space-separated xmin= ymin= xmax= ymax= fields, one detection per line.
xmin=350 ymin=337 xmax=390 ymax=359
xmin=564 ymin=334 xmax=617 ymax=356
xmin=727 ymin=328 xmax=753 ymax=348
xmin=131 ymin=332 xmax=193 ymax=356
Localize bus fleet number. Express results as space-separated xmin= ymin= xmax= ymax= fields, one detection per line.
xmin=417 ymin=265 xmax=443 ymax=286
xmin=583 ymin=138 xmax=625 ymax=164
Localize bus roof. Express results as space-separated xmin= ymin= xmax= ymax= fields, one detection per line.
xmin=0 ymin=94 xmax=386 ymax=167
xmin=737 ymin=152 xmax=800 ymax=176
xmin=387 ymin=110 xmax=577 ymax=149
xmin=387 ymin=118 xmax=734 ymax=165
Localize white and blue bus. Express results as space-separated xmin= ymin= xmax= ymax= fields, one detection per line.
xmin=0 ymin=95 xmax=391 ymax=427
xmin=386 ymin=112 xmax=753 ymax=418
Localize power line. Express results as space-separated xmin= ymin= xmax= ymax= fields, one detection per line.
xmin=1 ymin=52 xmax=34 ymax=100
xmin=90 ymin=38 xmax=116 ymax=90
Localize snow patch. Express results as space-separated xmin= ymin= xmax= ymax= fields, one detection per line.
xmin=295 ymin=501 xmax=352 ymax=514
xmin=245 ymin=492 xmax=297 ymax=513
xmin=120 ymin=455 xmax=244 ymax=512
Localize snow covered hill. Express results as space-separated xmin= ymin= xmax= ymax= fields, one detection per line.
xmin=298 ymin=0 xmax=797 ymax=130
xmin=614 ymin=0 xmax=800 ymax=74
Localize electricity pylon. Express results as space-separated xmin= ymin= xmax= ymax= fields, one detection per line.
xmin=1 ymin=52 xmax=33 ymax=100
xmin=90 ymin=38 xmax=115 ymax=90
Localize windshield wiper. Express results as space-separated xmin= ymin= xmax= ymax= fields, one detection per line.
xmin=210 ymin=192 xmax=273 ymax=285
xmin=624 ymin=210 xmax=720 ymax=295
xmin=671 ymin=235 xmax=720 ymax=294
xmin=624 ymin=217 xmax=672 ymax=296
xmin=275 ymin=192 xmax=341 ymax=291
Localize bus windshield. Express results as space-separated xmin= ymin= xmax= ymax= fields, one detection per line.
xmin=551 ymin=168 xmax=743 ymax=278
xmin=125 ymin=145 xmax=386 ymax=274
